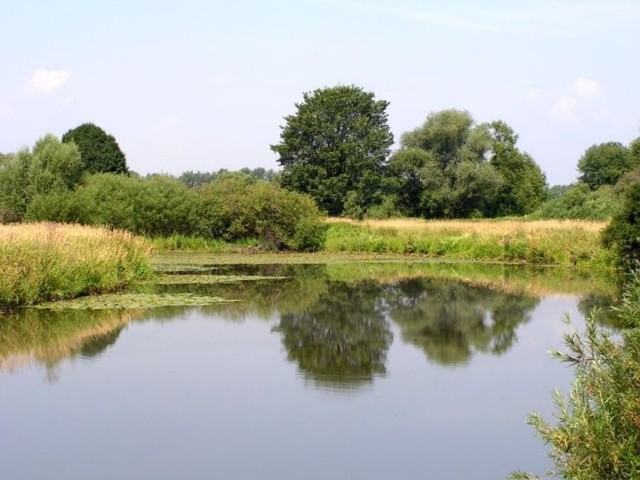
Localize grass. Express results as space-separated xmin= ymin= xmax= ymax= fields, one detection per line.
xmin=324 ymin=218 xmax=611 ymax=267
xmin=0 ymin=222 xmax=152 ymax=308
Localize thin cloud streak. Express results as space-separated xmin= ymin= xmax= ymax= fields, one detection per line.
xmin=320 ymin=0 xmax=640 ymax=37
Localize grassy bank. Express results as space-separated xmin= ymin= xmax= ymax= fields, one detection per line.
xmin=324 ymin=218 xmax=611 ymax=267
xmin=0 ymin=223 xmax=151 ymax=308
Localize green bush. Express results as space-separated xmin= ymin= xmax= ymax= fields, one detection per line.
xmin=512 ymin=273 xmax=640 ymax=480
xmin=530 ymin=183 xmax=618 ymax=220
xmin=602 ymin=182 xmax=640 ymax=272
xmin=197 ymin=175 xmax=326 ymax=251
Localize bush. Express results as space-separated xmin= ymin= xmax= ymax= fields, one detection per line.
xmin=530 ymin=183 xmax=618 ymax=220
xmin=602 ymin=182 xmax=640 ymax=272
xmin=197 ymin=175 xmax=326 ymax=251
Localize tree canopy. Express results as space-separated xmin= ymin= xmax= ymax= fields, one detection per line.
xmin=577 ymin=141 xmax=638 ymax=190
xmin=0 ymin=134 xmax=82 ymax=222
xmin=271 ymin=85 xmax=394 ymax=216
xmin=62 ymin=123 xmax=128 ymax=174
xmin=389 ymin=110 xmax=546 ymax=218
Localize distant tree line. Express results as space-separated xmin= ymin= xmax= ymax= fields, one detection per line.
xmin=2 ymin=84 xmax=640 ymax=262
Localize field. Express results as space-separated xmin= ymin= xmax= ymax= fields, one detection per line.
xmin=0 ymin=223 xmax=151 ymax=308
xmin=324 ymin=218 xmax=610 ymax=267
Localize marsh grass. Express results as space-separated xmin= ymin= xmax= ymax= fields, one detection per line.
xmin=0 ymin=223 xmax=152 ymax=307
xmin=325 ymin=218 xmax=610 ymax=266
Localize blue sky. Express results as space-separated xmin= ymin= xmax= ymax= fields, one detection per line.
xmin=1 ymin=0 xmax=638 ymax=185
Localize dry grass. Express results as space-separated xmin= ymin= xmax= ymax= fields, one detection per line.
xmin=326 ymin=217 xmax=607 ymax=235
xmin=325 ymin=218 xmax=611 ymax=266
xmin=0 ymin=222 xmax=151 ymax=307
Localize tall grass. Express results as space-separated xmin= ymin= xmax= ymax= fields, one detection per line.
xmin=325 ymin=218 xmax=611 ymax=267
xmin=0 ymin=223 xmax=151 ymax=308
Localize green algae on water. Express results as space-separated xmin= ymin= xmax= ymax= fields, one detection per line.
xmin=32 ymin=293 xmax=237 ymax=310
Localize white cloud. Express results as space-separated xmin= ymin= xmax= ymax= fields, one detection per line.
xmin=571 ymin=77 xmax=601 ymax=97
xmin=24 ymin=68 xmax=71 ymax=95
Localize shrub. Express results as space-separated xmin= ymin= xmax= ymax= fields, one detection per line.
xmin=602 ymin=181 xmax=640 ymax=272
xmin=197 ymin=176 xmax=326 ymax=251
xmin=512 ymin=273 xmax=640 ymax=479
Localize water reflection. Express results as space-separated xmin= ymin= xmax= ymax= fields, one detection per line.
xmin=0 ymin=308 xmax=139 ymax=382
xmin=385 ymin=278 xmax=539 ymax=366
xmin=0 ymin=262 xmax=617 ymax=387
xmin=274 ymin=281 xmax=392 ymax=389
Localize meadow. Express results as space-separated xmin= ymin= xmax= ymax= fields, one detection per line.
xmin=0 ymin=223 xmax=151 ymax=308
xmin=323 ymin=218 xmax=610 ymax=267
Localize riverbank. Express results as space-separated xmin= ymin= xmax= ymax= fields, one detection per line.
xmin=0 ymin=223 xmax=151 ymax=308
xmin=152 ymin=218 xmax=612 ymax=268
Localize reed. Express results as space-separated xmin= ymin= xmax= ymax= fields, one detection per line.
xmin=0 ymin=223 xmax=152 ymax=307
xmin=324 ymin=218 xmax=611 ymax=267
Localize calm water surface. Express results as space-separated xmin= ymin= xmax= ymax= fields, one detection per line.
xmin=0 ymin=262 xmax=615 ymax=480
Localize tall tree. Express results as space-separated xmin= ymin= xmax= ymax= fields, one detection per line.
xmin=390 ymin=111 xmax=545 ymax=218
xmin=271 ymin=85 xmax=394 ymax=216
xmin=62 ymin=123 xmax=128 ymax=174
xmin=577 ymin=141 xmax=636 ymax=190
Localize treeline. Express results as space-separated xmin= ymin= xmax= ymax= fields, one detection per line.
xmin=2 ymin=84 xmax=640 ymax=252
xmin=270 ymin=85 xmax=640 ymax=221
xmin=531 ymin=139 xmax=640 ymax=221
xmin=0 ymin=132 xmax=325 ymax=251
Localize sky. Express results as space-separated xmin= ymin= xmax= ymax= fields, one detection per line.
xmin=1 ymin=0 xmax=638 ymax=186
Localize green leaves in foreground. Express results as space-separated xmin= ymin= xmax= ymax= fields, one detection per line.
xmin=32 ymin=293 xmax=236 ymax=310
xmin=512 ymin=274 xmax=640 ymax=480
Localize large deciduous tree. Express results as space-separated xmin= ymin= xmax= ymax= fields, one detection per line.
xmin=62 ymin=123 xmax=128 ymax=174
xmin=389 ymin=110 xmax=546 ymax=218
xmin=271 ymin=85 xmax=394 ymax=216
xmin=577 ymin=141 xmax=637 ymax=190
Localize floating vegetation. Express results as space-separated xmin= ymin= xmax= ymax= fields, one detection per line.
xmin=32 ymin=293 xmax=237 ymax=310
xmin=152 ymin=274 xmax=289 ymax=285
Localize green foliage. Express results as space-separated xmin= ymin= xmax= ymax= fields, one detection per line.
xmin=602 ymin=181 xmax=640 ymax=271
xmin=401 ymin=109 xmax=474 ymax=169
xmin=178 ymin=167 xmax=279 ymax=188
xmin=62 ymin=123 xmax=128 ymax=174
xmin=514 ymin=273 xmax=640 ymax=479
xmin=271 ymin=85 xmax=394 ymax=216
xmin=530 ymin=183 xmax=618 ymax=221
xmin=197 ymin=176 xmax=326 ymax=251
xmin=578 ymin=142 xmax=637 ymax=191
xmin=0 ymin=135 xmax=83 ymax=222
xmin=390 ymin=111 xmax=546 ymax=218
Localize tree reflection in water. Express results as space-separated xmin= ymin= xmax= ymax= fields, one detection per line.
xmin=274 ymin=281 xmax=393 ymax=389
xmin=385 ymin=278 xmax=539 ymax=366
xmin=274 ymin=276 xmax=540 ymax=387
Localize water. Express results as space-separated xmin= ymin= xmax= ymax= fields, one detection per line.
xmin=0 ymin=262 xmax=616 ymax=480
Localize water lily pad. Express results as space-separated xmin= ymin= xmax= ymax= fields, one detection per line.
xmin=33 ymin=293 xmax=237 ymax=310
xmin=152 ymin=274 xmax=289 ymax=285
